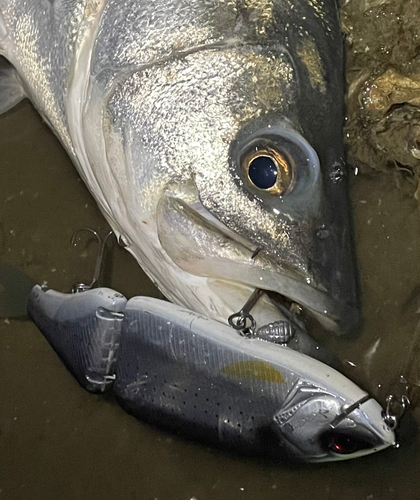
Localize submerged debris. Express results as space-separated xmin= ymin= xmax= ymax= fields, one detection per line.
xmin=342 ymin=0 xmax=420 ymax=198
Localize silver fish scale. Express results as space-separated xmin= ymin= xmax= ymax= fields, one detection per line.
xmin=0 ymin=0 xmax=335 ymax=140
xmin=0 ymin=0 xmax=88 ymax=153
xmin=104 ymin=44 xmax=298 ymax=246
xmin=91 ymin=0 xmax=238 ymax=83
xmin=89 ymin=0 xmax=338 ymax=88
xmin=91 ymin=0 xmax=335 ymax=87
xmin=114 ymin=305 xmax=299 ymax=455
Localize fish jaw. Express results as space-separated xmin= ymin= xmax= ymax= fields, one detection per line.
xmin=156 ymin=186 xmax=358 ymax=333
xmin=188 ymin=116 xmax=359 ymax=334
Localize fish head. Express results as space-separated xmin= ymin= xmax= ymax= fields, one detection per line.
xmin=153 ymin=45 xmax=357 ymax=332
xmin=273 ymin=380 xmax=396 ymax=462
xmin=105 ymin=2 xmax=357 ymax=331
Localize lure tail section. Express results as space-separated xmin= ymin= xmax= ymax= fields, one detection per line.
xmin=0 ymin=261 xmax=36 ymax=318
xmin=27 ymin=285 xmax=126 ymax=392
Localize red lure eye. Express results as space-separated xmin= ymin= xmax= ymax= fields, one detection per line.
xmin=329 ymin=433 xmax=358 ymax=454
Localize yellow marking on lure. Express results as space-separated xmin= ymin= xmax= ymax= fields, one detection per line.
xmin=221 ymin=360 xmax=284 ymax=383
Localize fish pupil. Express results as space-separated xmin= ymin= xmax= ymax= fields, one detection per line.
xmin=248 ymin=156 xmax=278 ymax=189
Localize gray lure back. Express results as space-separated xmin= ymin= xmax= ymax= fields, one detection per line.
xmin=114 ymin=297 xmax=296 ymax=457
xmin=26 ymin=287 xmax=332 ymax=456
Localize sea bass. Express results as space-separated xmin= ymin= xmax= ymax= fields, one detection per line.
xmin=0 ymin=0 xmax=357 ymax=331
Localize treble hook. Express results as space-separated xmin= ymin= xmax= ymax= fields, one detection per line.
xmin=71 ymin=228 xmax=114 ymax=293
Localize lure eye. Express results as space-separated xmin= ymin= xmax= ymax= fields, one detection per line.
xmin=323 ymin=430 xmax=371 ymax=455
xmin=329 ymin=433 xmax=358 ymax=455
xmin=242 ymin=146 xmax=293 ymax=194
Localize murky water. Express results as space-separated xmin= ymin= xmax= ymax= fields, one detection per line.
xmin=2 ymin=1 xmax=420 ymax=499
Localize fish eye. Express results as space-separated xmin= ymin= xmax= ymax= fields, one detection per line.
xmin=248 ymin=156 xmax=278 ymax=189
xmin=241 ymin=146 xmax=293 ymax=194
xmin=323 ymin=430 xmax=371 ymax=455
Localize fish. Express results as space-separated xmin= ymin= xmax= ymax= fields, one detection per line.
xmin=0 ymin=0 xmax=358 ymax=333
xmin=27 ymin=285 xmax=396 ymax=462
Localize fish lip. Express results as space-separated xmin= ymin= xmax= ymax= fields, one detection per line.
xmin=182 ymin=196 xmax=358 ymax=333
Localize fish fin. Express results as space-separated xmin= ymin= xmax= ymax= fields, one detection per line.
xmin=0 ymin=65 xmax=26 ymax=115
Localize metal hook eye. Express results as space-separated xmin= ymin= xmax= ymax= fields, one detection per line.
xmin=71 ymin=228 xmax=114 ymax=292
xmin=382 ymin=394 xmax=410 ymax=430
xmin=228 ymin=312 xmax=256 ymax=336
xmin=228 ymin=289 xmax=264 ymax=336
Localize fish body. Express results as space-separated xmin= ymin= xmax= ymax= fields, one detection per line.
xmin=0 ymin=0 xmax=358 ymax=331
xmin=27 ymin=285 xmax=396 ymax=462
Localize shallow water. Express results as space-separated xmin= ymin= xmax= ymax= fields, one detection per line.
xmin=2 ymin=3 xmax=420 ymax=500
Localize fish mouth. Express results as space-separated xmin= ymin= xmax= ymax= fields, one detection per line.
xmin=156 ymin=192 xmax=358 ymax=333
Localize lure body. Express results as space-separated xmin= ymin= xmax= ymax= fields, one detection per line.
xmin=28 ymin=286 xmax=395 ymax=462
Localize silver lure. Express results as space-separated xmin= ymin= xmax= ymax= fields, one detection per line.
xmin=27 ymin=285 xmax=396 ymax=462
xmin=0 ymin=0 xmax=357 ymax=333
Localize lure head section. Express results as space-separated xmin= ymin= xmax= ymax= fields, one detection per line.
xmin=273 ymin=380 xmax=396 ymax=461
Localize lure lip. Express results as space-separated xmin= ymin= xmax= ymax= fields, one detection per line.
xmin=325 ymin=397 xmax=397 ymax=461
xmin=274 ymin=392 xmax=397 ymax=462
xmin=359 ymin=398 xmax=398 ymax=450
